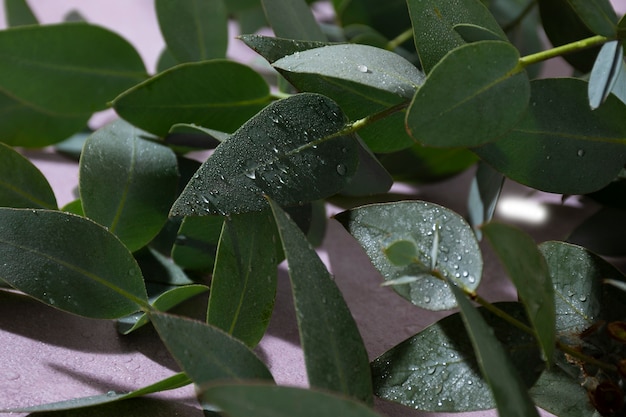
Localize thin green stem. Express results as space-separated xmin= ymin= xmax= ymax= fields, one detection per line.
xmin=387 ymin=28 xmax=414 ymax=51
xmin=518 ymin=34 xmax=610 ymax=68
xmin=556 ymin=340 xmax=617 ymax=373
xmin=467 ymin=290 xmax=535 ymax=335
xmin=340 ymin=100 xmax=410 ymax=135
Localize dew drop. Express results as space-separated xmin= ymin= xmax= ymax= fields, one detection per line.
xmin=357 ymin=64 xmax=369 ymax=73
xmin=577 ymin=149 xmax=585 ymax=157
xmin=245 ymin=170 xmax=256 ymax=180
xmin=336 ymin=164 xmax=347 ymax=175
xmin=579 ymin=295 xmax=587 ymax=302
xmin=423 ymin=296 xmax=431 ymax=304
xmin=427 ymin=367 xmax=436 ymax=375
xmin=106 ymin=390 xmax=117 ymax=397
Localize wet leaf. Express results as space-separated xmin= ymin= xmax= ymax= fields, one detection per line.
xmin=567 ymin=0 xmax=618 ymax=37
xmin=406 ymin=0 xmax=506 ymax=72
xmin=454 ymin=23 xmax=505 ymax=42
xmin=208 ymin=210 xmax=279 ymax=347
xmin=450 ymin=284 xmax=540 ymax=417
xmin=467 ymin=162 xmax=504 ymax=240
xmin=261 ymin=0 xmax=326 ymax=41
xmin=333 ymin=0 xmax=410 ymax=43
xmin=114 ymin=60 xmax=271 ymax=137
xmin=0 ymin=208 xmax=148 ymax=318
xmin=0 ymin=143 xmax=57 ymax=209
xmin=335 ymin=201 xmax=482 ymax=311
xmin=372 ymin=302 xmax=543 ymax=412
xmin=475 ymin=78 xmax=626 ymax=194
xmin=483 ymin=222 xmax=555 ymax=365
xmin=588 ymin=40 xmax=624 ymax=110
xmin=0 ymin=23 xmax=147 ymax=114
xmin=238 ymin=34 xmax=330 ymax=64
xmin=155 ymin=0 xmax=227 ymax=62
xmin=530 ymin=365 xmax=597 ymax=417
xmin=171 ymin=216 xmax=223 ymax=271
xmin=170 ymin=93 xmax=358 ymax=216
xmin=407 ymin=40 xmax=530 ymax=148
xmin=269 ymin=198 xmax=372 ymax=403
xmin=384 ymin=240 xmax=418 ymax=267
xmin=202 ymin=384 xmax=384 ymax=417
xmin=150 ymin=312 xmax=274 ymax=386
xmin=4 ymin=0 xmax=38 ymax=26
xmin=79 ymin=119 xmax=179 ymax=252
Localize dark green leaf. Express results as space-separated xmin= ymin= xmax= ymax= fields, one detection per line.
xmin=372 ymin=302 xmax=543 ymax=412
xmin=567 ymin=0 xmax=617 ymax=37
xmin=0 ymin=23 xmax=147 ymax=114
xmin=170 ymin=93 xmax=358 ymax=216
xmin=61 ymin=199 xmax=84 ymax=216
xmin=383 ymin=239 xmax=418 ymax=266
xmin=530 ymin=366 xmax=597 ymax=417
xmin=150 ymin=312 xmax=274 ymax=386
xmin=269 ymin=198 xmax=372 ymax=403
xmin=406 ymin=0 xmax=506 ymax=72
xmin=335 ymin=201 xmax=482 ymax=311
xmin=0 ymin=142 xmax=57 ymax=209
xmin=119 ymin=284 xmax=209 ymax=335
xmin=482 ymin=222 xmax=555 ymax=365
xmin=0 ymin=372 xmax=191 ymax=413
xmin=261 ymin=0 xmax=326 ymax=41
xmin=567 ymin=206 xmax=626 ymax=257
xmin=155 ymin=0 xmax=227 ymax=62
xmin=0 ymin=208 xmax=148 ymax=318
xmin=588 ymin=40 xmax=623 ymax=110
xmin=340 ymin=136 xmax=393 ymax=196
xmin=114 ymin=60 xmax=271 ymax=137
xmin=239 ymin=34 xmax=331 ymax=64
xmin=454 ymin=23 xmax=506 ymax=42
xmin=79 ymin=119 xmax=179 ymax=252
xmin=156 ymin=47 xmax=178 ymax=72
xmin=136 ymin=247 xmax=195 ymax=285
xmin=202 ymin=384 xmax=384 ymax=417
xmin=333 ymin=0 xmax=411 ymax=44
xmin=171 ymin=216 xmax=223 ymax=271
xmin=208 ymin=210 xmax=279 ymax=347
xmin=4 ymin=0 xmax=38 ymax=26
xmin=475 ymin=78 xmax=626 ymax=194
xmin=449 ymin=284 xmax=540 ymax=417
xmin=407 ymin=41 xmax=529 ymax=148
xmin=467 ymin=162 xmax=504 ymax=240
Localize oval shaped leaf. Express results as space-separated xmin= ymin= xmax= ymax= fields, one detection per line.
xmin=475 ymin=78 xmax=626 ymax=194
xmin=208 ymin=210 xmax=279 ymax=347
xmin=0 ymin=23 xmax=147 ymax=114
xmin=0 ymin=208 xmax=148 ymax=318
xmin=269 ymin=198 xmax=372 ymax=404
xmin=261 ymin=0 xmax=326 ymax=41
xmin=150 ymin=312 xmax=274 ymax=386
xmin=588 ymin=40 xmax=624 ymax=110
xmin=335 ymin=201 xmax=482 ymax=311
xmin=79 ymin=119 xmax=179 ymax=252
xmin=170 ymin=93 xmax=358 ymax=216
xmin=0 ymin=143 xmax=57 ymax=209
xmin=155 ymin=0 xmax=228 ymax=62
xmin=114 ymin=60 xmax=271 ymax=136
xmin=407 ymin=40 xmax=530 ymax=148
xmin=567 ymin=0 xmax=618 ymax=37
xmin=171 ymin=215 xmax=223 ymax=271
xmin=372 ymin=302 xmax=543 ymax=412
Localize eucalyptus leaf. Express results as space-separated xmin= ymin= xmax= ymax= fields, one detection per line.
xmin=136 ymin=247 xmax=195 ymax=286
xmin=341 ymin=135 xmax=393 ymax=196
xmin=150 ymin=312 xmax=274 ymax=386
xmin=238 ymin=34 xmax=331 ymax=64
xmin=79 ymin=119 xmax=179 ymax=252
xmin=475 ymin=78 xmax=626 ymax=194
xmin=155 ymin=0 xmax=227 ymax=62
xmin=207 ymin=210 xmax=279 ymax=347
xmin=588 ymin=40 xmax=623 ymax=110
xmin=372 ymin=302 xmax=543 ymax=412
xmin=482 ymin=222 xmax=555 ymax=365
xmin=333 ymin=0 xmax=411 ymax=45
xmin=609 ymin=61 xmax=626 ymax=106
xmin=0 ymin=143 xmax=57 ymax=209
xmin=268 ymin=198 xmax=372 ymax=404
xmin=0 ymin=23 xmax=147 ymax=114
xmin=567 ymin=0 xmax=618 ymax=37
xmin=0 ymin=208 xmax=148 ymax=318
xmin=261 ymin=0 xmax=326 ymax=41
xmin=171 ymin=216 xmax=223 ymax=271
xmin=406 ymin=0 xmax=506 ymax=72
xmin=202 ymin=384 xmax=384 ymax=417
xmin=4 ymin=0 xmax=38 ymax=27
xmin=454 ymin=23 xmax=506 ymax=42
xmin=170 ymin=93 xmax=358 ymax=216
xmin=406 ymin=40 xmax=530 ymax=148
xmin=449 ymin=284 xmax=541 ymax=417
xmin=114 ymin=60 xmax=271 ymax=137
xmin=530 ymin=366 xmax=598 ymax=417
xmin=467 ymin=162 xmax=504 ymax=240
xmin=335 ymin=201 xmax=482 ymax=311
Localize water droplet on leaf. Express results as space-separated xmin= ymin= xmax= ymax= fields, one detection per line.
xmin=336 ymin=164 xmax=347 ymax=175
xmin=357 ymin=64 xmax=369 ymax=73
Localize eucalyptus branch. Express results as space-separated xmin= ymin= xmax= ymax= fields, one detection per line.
xmin=387 ymin=28 xmax=414 ymax=51
xmin=341 ymin=100 xmax=410 ymax=135
xmin=518 ymin=34 xmax=610 ymax=68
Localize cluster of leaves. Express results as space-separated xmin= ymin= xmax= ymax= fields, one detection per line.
xmin=1 ymin=0 xmax=626 ymax=416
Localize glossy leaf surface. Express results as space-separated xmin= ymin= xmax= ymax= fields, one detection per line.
xmin=406 ymin=0 xmax=506 ymax=72
xmin=335 ymin=201 xmax=482 ymax=310
xmin=114 ymin=60 xmax=271 ymax=136
xmin=171 ymin=216 xmax=223 ymax=271
xmin=170 ymin=93 xmax=358 ymax=216
xmin=269 ymin=199 xmax=372 ymax=403
xmin=4 ymin=0 xmax=37 ymax=26
xmin=0 ymin=143 xmax=57 ymax=209
xmin=567 ymin=0 xmax=617 ymax=37
xmin=483 ymin=222 xmax=555 ymax=365
xmin=467 ymin=162 xmax=504 ymax=240
xmin=155 ymin=0 xmax=227 ymax=62
xmin=261 ymin=0 xmax=326 ymax=41
xmin=588 ymin=40 xmax=623 ymax=110
xmin=372 ymin=302 xmax=543 ymax=412
xmin=203 ymin=384 xmax=384 ymax=417
xmin=0 ymin=23 xmax=146 ymax=114
xmin=150 ymin=312 xmax=274 ymax=386
xmin=208 ymin=210 xmax=279 ymax=347
xmin=407 ymin=41 xmax=529 ymax=148
xmin=0 ymin=208 xmax=148 ymax=318
xmin=79 ymin=120 xmax=179 ymax=252
xmin=450 ymin=284 xmax=540 ymax=417
xmin=476 ymin=78 xmax=626 ymax=194
xmin=239 ymin=34 xmax=330 ymax=64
